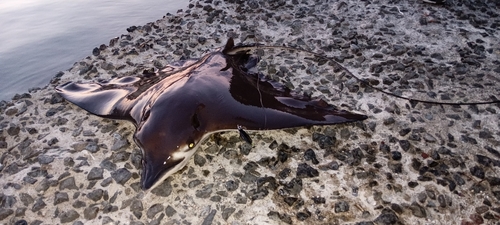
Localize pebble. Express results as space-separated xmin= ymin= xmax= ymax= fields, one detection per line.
xmin=37 ymin=155 xmax=54 ymax=164
xmin=0 ymin=209 xmax=13 ymax=220
xmin=130 ymin=199 xmax=143 ymax=219
xmin=87 ymin=189 xmax=104 ymax=201
xmin=196 ymin=184 xmax=214 ymax=198
xmin=147 ymin=204 xmax=164 ymax=219
xmin=304 ymin=149 xmax=319 ymax=164
xmin=201 ymin=209 xmax=217 ymax=225
xmin=296 ymin=163 xmax=319 ymax=178
xmin=165 ymin=205 xmax=176 ymax=217
xmin=83 ymin=206 xmax=99 ymax=220
xmin=87 ymin=167 xmax=104 ymax=180
xmin=374 ymin=209 xmax=400 ymax=224
xmin=334 ymin=201 xmax=350 ymax=213
xmin=59 ymin=177 xmax=78 ymax=190
xmin=111 ymin=168 xmax=132 ymax=185
xmin=54 ymin=192 xmax=69 ymax=205
xmin=59 ymin=209 xmax=80 ymax=223
xmin=151 ymin=179 xmax=172 ymax=197
xmin=31 ymin=198 xmax=46 ymax=212
xmin=410 ymin=202 xmax=427 ymax=218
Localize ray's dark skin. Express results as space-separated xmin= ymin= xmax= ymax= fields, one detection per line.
xmin=56 ymin=38 xmax=367 ymax=190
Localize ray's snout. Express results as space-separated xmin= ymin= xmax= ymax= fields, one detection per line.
xmin=140 ymin=155 xmax=184 ymax=190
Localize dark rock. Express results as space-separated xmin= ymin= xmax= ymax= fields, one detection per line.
xmin=399 ymin=140 xmax=411 ymax=151
xmin=87 ymin=189 xmax=104 ymax=202
xmin=374 ymin=209 xmax=399 ymax=224
xmin=100 ymin=159 xmax=117 ymax=172
xmin=92 ymin=47 xmax=100 ymax=56
xmin=470 ymin=166 xmax=485 ymax=179
xmin=391 ymin=151 xmax=402 ymax=161
xmin=7 ymin=125 xmax=20 ymax=136
xmin=165 ymin=205 xmax=176 ymax=217
xmin=72 ymin=200 xmax=86 ymax=208
xmin=111 ymin=134 xmax=129 ymax=151
xmin=59 ymin=177 xmax=78 ymax=190
xmin=225 ymin=180 xmax=239 ymax=192
xmin=59 ymin=209 xmax=80 ymax=223
xmin=0 ymin=208 xmax=13 ymax=220
xmin=37 ymin=155 xmax=54 ymax=164
xmin=31 ymin=198 xmax=46 ymax=212
xmin=19 ymin=193 xmax=34 ymax=206
xmin=54 ymin=192 xmax=69 ymax=205
xmin=196 ymin=184 xmax=214 ymax=198
xmin=87 ymin=167 xmax=104 ymax=180
xmin=296 ymin=210 xmax=311 ymax=221
xmin=222 ymin=207 xmax=235 ymax=220
xmin=84 ymin=206 xmax=99 ymax=220
xmin=201 ymin=209 xmax=216 ymax=225
xmin=151 ymin=178 xmax=173 ymax=197
xmin=312 ymin=133 xmax=336 ymax=149
xmin=13 ymin=220 xmax=27 ymax=225
xmin=194 ymin=154 xmax=206 ymax=166
xmin=304 ymin=149 xmax=319 ymax=164
xmin=487 ymin=177 xmax=500 ymax=186
xmin=147 ymin=204 xmax=164 ymax=219
xmin=335 ymin=201 xmax=349 ymax=213
xmin=130 ymin=200 xmax=143 ymax=219
xmin=296 ymin=163 xmax=319 ymax=178
xmin=111 ymin=168 xmax=132 ymax=185
xmin=410 ymin=202 xmax=426 ymax=218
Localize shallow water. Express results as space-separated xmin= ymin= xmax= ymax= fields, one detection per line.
xmin=0 ymin=0 xmax=187 ymax=101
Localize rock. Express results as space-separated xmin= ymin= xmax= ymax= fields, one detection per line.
xmin=87 ymin=167 xmax=104 ymax=180
xmin=296 ymin=163 xmax=319 ymax=178
xmin=410 ymin=202 xmax=427 ymax=218
xmin=470 ymin=166 xmax=485 ymax=179
xmin=111 ymin=168 xmax=132 ymax=185
xmin=87 ymin=189 xmax=104 ymax=202
xmin=147 ymin=204 xmax=164 ymax=219
xmin=130 ymin=199 xmax=143 ymax=219
xmin=0 ymin=208 xmax=13 ymax=220
xmin=84 ymin=206 xmax=99 ymax=220
xmin=304 ymin=149 xmax=319 ymax=164
xmin=335 ymin=201 xmax=350 ymax=213
xmin=201 ymin=210 xmax=216 ymax=225
xmin=222 ymin=207 xmax=235 ymax=220
xmin=100 ymin=159 xmax=117 ymax=171
xmin=38 ymin=155 xmax=54 ymax=164
xmin=54 ymin=192 xmax=69 ymax=205
xmin=374 ymin=209 xmax=400 ymax=224
xmin=59 ymin=177 xmax=78 ymax=190
xmin=92 ymin=47 xmax=100 ymax=56
xmin=59 ymin=209 xmax=80 ymax=223
xmin=151 ymin=179 xmax=173 ymax=197
xmin=165 ymin=205 xmax=176 ymax=217
xmin=31 ymin=198 xmax=46 ymax=212
xmin=196 ymin=184 xmax=214 ymax=198
xmin=194 ymin=154 xmax=207 ymax=166
xmin=225 ymin=180 xmax=239 ymax=192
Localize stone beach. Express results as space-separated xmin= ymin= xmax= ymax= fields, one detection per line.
xmin=1 ymin=0 xmax=500 ymax=224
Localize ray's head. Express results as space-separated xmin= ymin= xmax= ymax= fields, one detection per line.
xmin=134 ymin=99 xmax=208 ymax=190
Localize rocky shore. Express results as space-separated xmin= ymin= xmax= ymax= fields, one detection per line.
xmin=1 ymin=0 xmax=500 ymax=224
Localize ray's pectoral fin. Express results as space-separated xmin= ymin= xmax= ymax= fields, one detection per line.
xmin=56 ymin=76 xmax=145 ymax=119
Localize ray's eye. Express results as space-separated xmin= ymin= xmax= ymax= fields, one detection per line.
xmin=187 ymin=138 xmax=195 ymax=149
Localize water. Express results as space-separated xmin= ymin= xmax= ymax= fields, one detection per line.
xmin=0 ymin=0 xmax=188 ymax=101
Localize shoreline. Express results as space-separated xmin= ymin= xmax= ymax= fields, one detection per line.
xmin=1 ymin=0 xmax=500 ymax=224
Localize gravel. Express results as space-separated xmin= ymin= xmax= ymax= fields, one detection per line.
xmin=0 ymin=0 xmax=499 ymax=224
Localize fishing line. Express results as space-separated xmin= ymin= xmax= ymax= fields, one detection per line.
xmin=226 ymin=45 xmax=500 ymax=106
